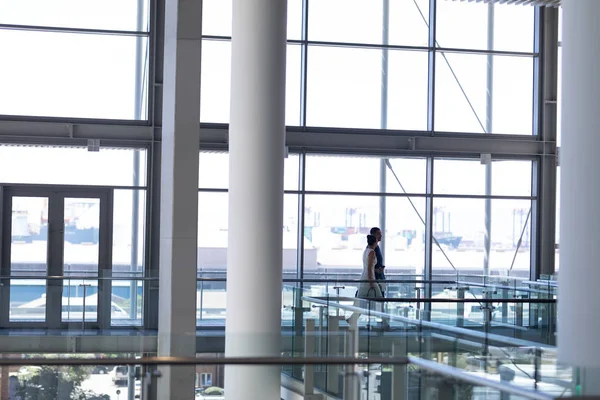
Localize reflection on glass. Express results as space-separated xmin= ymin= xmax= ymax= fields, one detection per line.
xmin=9 ymin=196 xmax=49 ymax=321
xmin=10 ymin=279 xmax=46 ymax=322
xmin=62 ymin=279 xmax=98 ymax=323
xmin=197 ymin=280 xmax=227 ymax=323
xmin=112 ymin=280 xmax=143 ymax=326
xmin=112 ymin=190 xmax=145 ymax=274
xmin=0 ymin=30 xmax=147 ymax=120
xmin=63 ymin=198 xmax=100 ymax=323
xmin=435 ymin=52 xmax=534 ymax=135
xmin=10 ymin=196 xmax=48 ymax=269
xmin=63 ymin=198 xmax=100 ymax=273
xmin=112 ymin=189 xmax=145 ymax=326
xmin=0 ymin=146 xmax=147 ymax=187
xmin=306 ymin=46 xmax=428 ymax=130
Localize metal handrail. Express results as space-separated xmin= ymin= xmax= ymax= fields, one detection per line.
xmin=307 ymin=295 xmax=556 ymax=304
xmin=0 ymin=355 xmax=553 ymax=399
xmin=2 ymin=275 xmax=158 ymax=281
xmin=302 ymin=295 xmax=552 ymax=349
xmin=455 ymin=280 xmax=557 ymax=296
xmin=0 ymin=355 xmax=407 ymax=367
xmin=408 ymin=356 xmax=554 ymax=400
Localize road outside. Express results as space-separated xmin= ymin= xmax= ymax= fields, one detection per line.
xmin=80 ymin=374 xmax=136 ymax=400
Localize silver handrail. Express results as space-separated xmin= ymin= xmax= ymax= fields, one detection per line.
xmin=408 ymin=356 xmax=554 ymax=400
xmin=302 ymin=295 xmax=552 ymax=349
xmin=0 ymin=355 xmax=407 ymax=367
xmin=0 ymin=355 xmax=554 ymax=399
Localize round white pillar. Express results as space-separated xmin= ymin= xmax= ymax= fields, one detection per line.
xmin=225 ymin=0 xmax=287 ymax=399
xmin=558 ymin=0 xmax=600 ymax=370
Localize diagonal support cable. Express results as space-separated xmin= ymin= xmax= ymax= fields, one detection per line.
xmin=412 ymin=0 xmax=487 ymax=134
xmin=508 ymin=208 xmax=532 ymax=275
xmin=385 ymin=160 xmax=457 ymax=271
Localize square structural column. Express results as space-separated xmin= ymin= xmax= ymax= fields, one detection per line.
xmin=157 ymin=0 xmax=202 ymax=398
xmin=559 ymin=0 xmax=600 ymax=382
xmin=224 ymin=0 xmax=288 ymax=399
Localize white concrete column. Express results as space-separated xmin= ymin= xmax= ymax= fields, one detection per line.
xmin=558 ymin=0 xmax=600 ymax=372
xmin=224 ymin=0 xmax=287 ymax=398
xmin=157 ymin=0 xmax=201 ymax=398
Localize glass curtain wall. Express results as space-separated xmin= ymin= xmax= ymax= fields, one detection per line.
xmin=197 ymin=151 xmax=535 ymax=279
xmin=200 ymin=0 xmax=536 ymax=135
xmin=0 ymin=0 xmax=150 ymax=120
xmin=0 ymin=145 xmax=148 ymax=327
xmin=198 ymin=0 xmax=540 ymax=282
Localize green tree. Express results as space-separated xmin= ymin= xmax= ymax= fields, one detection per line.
xmin=16 ymin=364 xmax=108 ymax=400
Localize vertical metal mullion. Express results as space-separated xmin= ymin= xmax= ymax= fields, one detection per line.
xmin=483 ymin=3 xmax=494 ymax=279
xmin=536 ymin=6 xmax=558 ymax=280
xmin=130 ymin=152 xmax=141 ymax=322
xmin=0 ymin=189 xmax=9 ymax=328
xmin=143 ymin=143 xmax=156 ymax=330
xmin=379 ymin=0 xmax=389 ymax=259
xmin=98 ymin=189 xmax=114 ymax=330
xmin=530 ymin=161 xmax=541 ymax=280
xmin=299 ymin=0 xmax=309 ymax=127
xmin=533 ymin=6 xmax=543 ymax=138
xmin=531 ymin=7 xmax=544 ymax=282
xmin=424 ymin=158 xmax=434 ymax=316
xmin=146 ymin=0 xmax=156 ymax=123
xmin=296 ymin=150 xmax=307 ymax=280
xmin=146 ymin=143 xmax=161 ymax=331
xmin=293 ymin=151 xmax=307 ymax=353
xmin=47 ymin=192 xmax=64 ymax=330
xmin=427 ymin=0 xmax=437 ymax=133
xmin=134 ymin=0 xmax=147 ymax=122
xmin=151 ymin=0 xmax=164 ymax=133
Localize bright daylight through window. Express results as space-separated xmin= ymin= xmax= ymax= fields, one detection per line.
xmin=0 ymin=0 xmax=547 ymax=330
xmin=0 ymin=0 xmax=561 ymax=397
xmin=197 ymin=0 xmax=538 ymax=291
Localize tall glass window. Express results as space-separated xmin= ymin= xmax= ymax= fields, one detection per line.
xmin=432 ymin=158 xmax=534 ymax=277
xmin=0 ymin=0 xmax=150 ymax=120
xmin=199 ymin=0 xmax=539 ymax=137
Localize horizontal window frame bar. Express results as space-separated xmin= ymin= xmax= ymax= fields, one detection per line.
xmin=436 ymin=47 xmax=538 ymax=58
xmin=0 ymin=23 xmax=150 ymax=37
xmin=0 ymin=114 xmax=151 ymax=127
xmin=0 ymin=121 xmax=552 ymax=157
xmin=201 ymin=35 xmax=538 ymax=57
xmin=197 ymin=188 xmax=535 ymax=200
xmin=1 ymin=183 xmax=148 ymax=191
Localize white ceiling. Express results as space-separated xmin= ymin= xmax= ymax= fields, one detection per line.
xmin=448 ymin=0 xmax=560 ymax=7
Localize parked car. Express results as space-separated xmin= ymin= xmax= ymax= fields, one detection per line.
xmin=195 ymin=386 xmax=224 ymax=399
xmin=91 ymin=365 xmax=110 ymax=375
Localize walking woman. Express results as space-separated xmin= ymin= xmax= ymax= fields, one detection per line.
xmin=357 ymin=234 xmax=383 ymax=298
